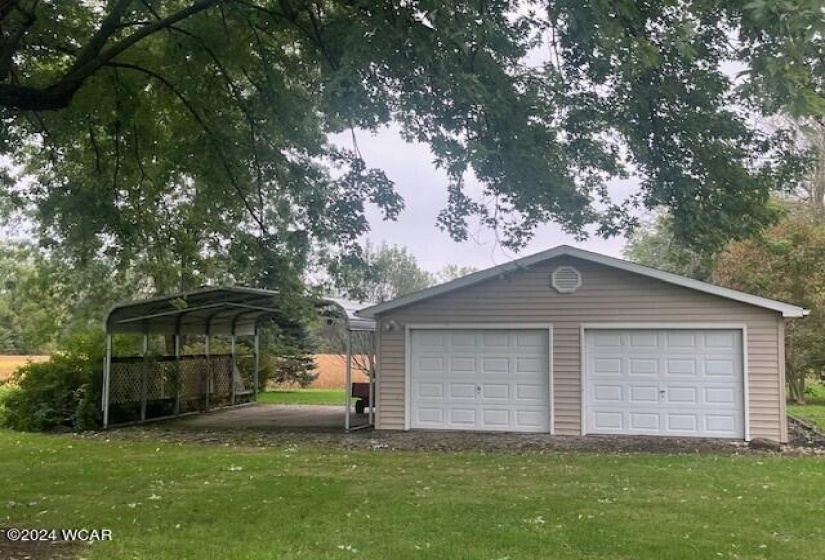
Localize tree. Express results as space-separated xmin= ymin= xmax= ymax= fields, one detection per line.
xmin=0 ymin=241 xmax=139 ymax=353
xmin=713 ymin=217 xmax=825 ymax=403
xmin=1 ymin=0 xmax=822 ymax=278
xmin=436 ymin=264 xmax=478 ymax=283
xmin=623 ymin=214 xmax=714 ymax=280
xmin=332 ymin=241 xmax=434 ymax=303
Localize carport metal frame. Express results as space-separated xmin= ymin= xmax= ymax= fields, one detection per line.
xmin=102 ymin=288 xmax=376 ymax=432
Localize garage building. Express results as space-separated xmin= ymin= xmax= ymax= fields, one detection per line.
xmin=357 ymin=246 xmax=808 ymax=442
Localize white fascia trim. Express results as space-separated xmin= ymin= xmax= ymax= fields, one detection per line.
xmin=357 ymin=245 xmax=809 ymax=318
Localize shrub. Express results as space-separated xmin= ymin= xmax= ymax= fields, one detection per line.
xmin=1 ymin=332 xmax=105 ymax=431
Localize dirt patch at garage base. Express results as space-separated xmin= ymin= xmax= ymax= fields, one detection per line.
xmin=79 ymin=423 xmax=819 ymax=455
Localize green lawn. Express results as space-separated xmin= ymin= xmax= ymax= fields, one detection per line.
xmin=1 ymin=431 xmax=825 ymax=559
xmin=788 ymin=381 xmax=825 ymax=431
xmin=256 ymin=388 xmax=347 ymax=405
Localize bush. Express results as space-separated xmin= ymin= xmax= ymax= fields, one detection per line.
xmin=1 ymin=332 xmax=105 ymax=431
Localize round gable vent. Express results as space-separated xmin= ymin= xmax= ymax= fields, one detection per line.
xmin=551 ymin=266 xmax=582 ymax=294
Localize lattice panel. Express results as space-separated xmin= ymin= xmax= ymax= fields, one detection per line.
xmin=109 ymin=354 xmax=245 ymax=419
xmin=180 ymin=356 xmax=208 ymax=398
xmin=212 ymin=355 xmax=233 ymax=398
xmin=109 ymin=360 xmax=142 ymax=404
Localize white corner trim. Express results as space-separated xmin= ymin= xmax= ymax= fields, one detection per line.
xmin=743 ymin=324 xmax=751 ymax=442
xmin=357 ymin=245 xmax=808 ymax=318
xmin=404 ymin=324 xmax=411 ymax=430
xmin=580 ymin=323 xmax=750 ymax=441
xmin=403 ymin=323 xmax=555 ymax=434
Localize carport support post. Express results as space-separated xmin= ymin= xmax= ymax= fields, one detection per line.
xmin=102 ymin=333 xmax=112 ymax=429
xmin=253 ymin=332 xmax=260 ymax=401
xmin=174 ymin=334 xmax=181 ymax=416
xmin=230 ymin=335 xmax=236 ymax=406
xmin=345 ymin=329 xmax=352 ymax=432
xmin=140 ymin=334 xmax=148 ymax=422
xmin=205 ymin=334 xmax=211 ymax=411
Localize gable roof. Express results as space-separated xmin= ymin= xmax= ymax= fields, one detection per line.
xmin=357 ymin=245 xmax=809 ymax=319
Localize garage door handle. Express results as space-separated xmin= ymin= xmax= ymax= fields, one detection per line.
xmin=476 ymin=385 xmax=481 ymax=394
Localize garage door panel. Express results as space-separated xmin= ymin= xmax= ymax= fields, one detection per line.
xmin=450 ymin=357 xmax=476 ymax=373
xmin=705 ymin=386 xmax=735 ymax=405
xmin=418 ymin=357 xmax=444 ymax=373
xmin=450 ymin=333 xmax=476 ymax=347
xmin=629 ymin=385 xmax=659 ymax=402
xmin=629 ymin=358 xmax=659 ymax=376
xmin=514 ymin=410 xmax=546 ymax=429
xmin=665 ymin=359 xmax=697 ymax=376
xmin=481 ymin=357 xmax=510 ymax=374
xmin=481 ymin=333 xmax=508 ymax=348
xmin=704 ymin=332 xmax=736 ymax=349
xmin=514 ymin=383 xmax=544 ymax=401
xmin=516 ymin=357 xmax=542 ymax=373
xmin=593 ymin=357 xmax=622 ymax=375
xmin=666 ymin=414 xmax=698 ymax=432
xmin=665 ymin=332 xmax=696 ymax=348
xmin=418 ymin=333 xmax=446 ymax=348
xmin=516 ymin=333 xmax=544 ymax=348
xmin=449 ymin=408 xmax=477 ymax=426
xmin=629 ymin=333 xmax=659 ymax=348
xmin=481 ymin=384 xmax=509 ymax=399
xmin=411 ymin=329 xmax=550 ymax=433
xmin=481 ymin=409 xmax=509 ymax=428
xmin=585 ymin=329 xmax=744 ymax=438
xmin=705 ymin=360 xmax=735 ymax=377
xmin=449 ymin=383 xmax=476 ymax=399
xmin=629 ymin=412 xmax=660 ymax=430
xmin=666 ymin=386 xmax=697 ymax=404
xmin=416 ymin=407 xmax=443 ymax=425
xmin=705 ymin=414 xmax=737 ymax=433
xmin=592 ymin=333 xmax=622 ymax=348
xmin=417 ymin=383 xmax=443 ymax=399
xmin=593 ymin=411 xmax=623 ymax=430
xmin=594 ymin=385 xmax=622 ymax=402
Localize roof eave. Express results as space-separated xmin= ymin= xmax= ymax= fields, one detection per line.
xmin=356 ymin=245 xmax=809 ymax=319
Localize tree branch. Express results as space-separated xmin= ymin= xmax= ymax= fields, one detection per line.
xmin=0 ymin=0 xmax=37 ymax=81
xmin=0 ymin=0 xmax=221 ymax=110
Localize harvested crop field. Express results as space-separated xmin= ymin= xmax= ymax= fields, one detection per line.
xmin=0 ymin=355 xmax=49 ymax=380
xmin=293 ymin=354 xmax=368 ymax=389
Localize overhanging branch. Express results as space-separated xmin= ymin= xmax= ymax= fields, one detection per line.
xmin=0 ymin=0 xmax=221 ymax=110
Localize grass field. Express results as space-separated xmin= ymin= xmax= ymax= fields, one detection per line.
xmin=1 ymin=430 xmax=824 ymax=559
xmin=257 ymin=388 xmax=348 ymax=405
xmin=788 ymin=381 xmax=825 ymax=431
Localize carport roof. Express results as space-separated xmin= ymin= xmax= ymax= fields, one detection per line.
xmin=106 ymin=287 xmax=375 ymax=336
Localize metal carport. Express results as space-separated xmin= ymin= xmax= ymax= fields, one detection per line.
xmin=102 ymin=287 xmax=375 ymax=431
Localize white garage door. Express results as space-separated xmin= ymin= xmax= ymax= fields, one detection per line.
xmin=410 ymin=329 xmax=550 ymax=432
xmin=584 ymin=329 xmax=745 ymax=438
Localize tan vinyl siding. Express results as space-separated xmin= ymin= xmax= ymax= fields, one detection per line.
xmin=375 ymin=256 xmax=787 ymax=441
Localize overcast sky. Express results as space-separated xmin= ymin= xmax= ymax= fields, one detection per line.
xmin=341 ymin=127 xmax=641 ymax=274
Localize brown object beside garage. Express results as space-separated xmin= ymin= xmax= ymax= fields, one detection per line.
xmin=358 ymin=246 xmax=808 ymax=443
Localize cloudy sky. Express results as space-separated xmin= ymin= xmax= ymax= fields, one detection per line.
xmin=343 ymin=127 xmax=643 ymax=274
